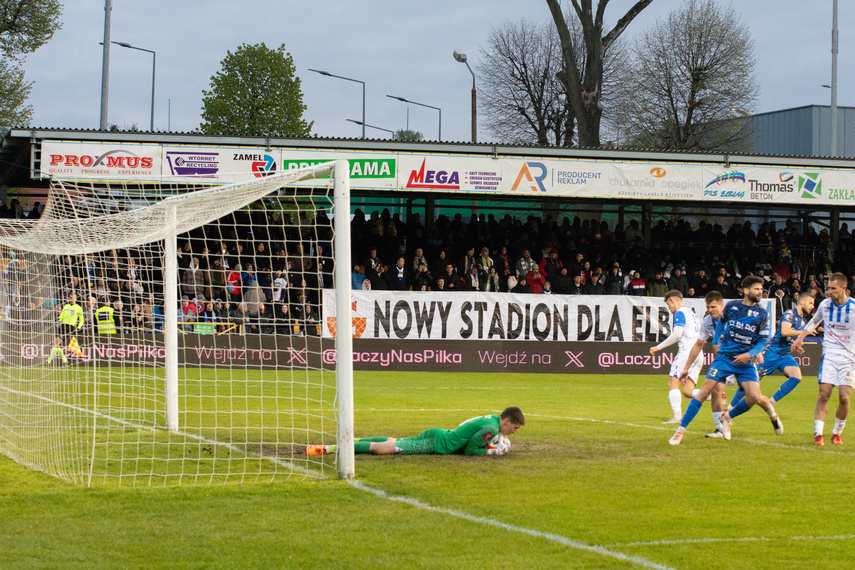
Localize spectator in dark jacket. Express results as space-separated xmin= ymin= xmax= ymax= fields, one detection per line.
xmin=511 ymin=276 xmax=532 ymax=294
xmin=668 ymin=268 xmax=690 ymax=296
xmin=586 ymin=273 xmax=606 ymax=295
xmin=568 ymin=275 xmax=585 ymax=295
xmin=385 ymin=257 xmax=411 ymax=291
xmin=551 ymin=267 xmax=572 ymax=295
xmin=605 ymin=266 xmax=624 ymax=295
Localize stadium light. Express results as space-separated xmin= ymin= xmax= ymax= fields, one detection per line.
xmin=110 ymin=41 xmax=156 ymax=131
xmin=453 ymin=50 xmax=477 ymax=143
xmin=309 ymin=69 xmax=366 ymax=139
xmin=387 ymin=95 xmax=441 ymax=141
xmin=346 ymin=119 xmax=393 ymax=135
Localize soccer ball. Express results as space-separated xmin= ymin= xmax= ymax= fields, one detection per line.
xmin=487 ymin=434 xmax=511 ymax=455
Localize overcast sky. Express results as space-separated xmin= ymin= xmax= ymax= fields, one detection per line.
xmin=20 ymin=0 xmax=852 ymax=143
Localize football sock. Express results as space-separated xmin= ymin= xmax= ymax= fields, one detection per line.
xmin=833 ymin=418 xmax=846 ymax=436
xmin=679 ymin=398 xmax=703 ymax=428
xmin=728 ymin=397 xmax=752 ymax=419
xmin=713 ymin=411 xmax=724 ymax=430
xmin=814 ymin=420 xmax=825 ymax=437
xmin=354 ymin=441 xmax=372 ymax=454
xmin=772 ymin=377 xmax=801 ymax=402
xmin=47 ymin=347 xmax=67 ymax=364
xmin=764 ymin=403 xmax=778 ymax=419
xmin=669 ymin=389 xmax=682 ymax=419
xmin=357 ymin=437 xmax=389 ymax=442
xmin=730 ymin=388 xmax=745 ymax=408
xmin=691 ymin=388 xmax=712 ymax=402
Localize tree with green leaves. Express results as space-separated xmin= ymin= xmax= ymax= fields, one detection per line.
xmin=200 ymin=43 xmax=312 ymax=137
xmin=0 ymin=0 xmax=62 ymax=126
xmin=545 ymin=0 xmax=653 ymax=148
xmin=394 ymin=129 xmax=423 ymax=142
xmin=612 ymin=0 xmax=758 ymax=151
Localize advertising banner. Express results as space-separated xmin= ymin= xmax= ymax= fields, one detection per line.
xmin=39 ymin=140 xmax=855 ymax=206
xmin=41 ymin=141 xmax=161 ymax=180
xmin=323 ymin=291 xmax=720 ymax=342
xmin=4 ymin=334 xmax=819 ymax=375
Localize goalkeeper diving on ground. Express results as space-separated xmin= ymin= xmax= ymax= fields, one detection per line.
xmin=306 ymin=407 xmax=524 ymax=456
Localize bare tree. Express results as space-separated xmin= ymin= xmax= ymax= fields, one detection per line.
xmin=478 ymin=19 xmax=571 ymax=146
xmin=612 ymin=0 xmax=758 ymax=151
xmin=545 ymin=0 xmax=653 ymax=148
xmin=477 ymin=16 xmax=629 ymax=146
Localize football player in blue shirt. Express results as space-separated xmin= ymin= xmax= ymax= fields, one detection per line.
xmin=730 ymin=292 xmax=814 ymax=413
xmin=671 ymin=276 xmax=772 ymax=445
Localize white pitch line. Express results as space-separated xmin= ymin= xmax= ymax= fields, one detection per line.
xmin=607 ymin=535 xmax=855 ymax=548
xmin=349 ymin=479 xmax=675 ymax=570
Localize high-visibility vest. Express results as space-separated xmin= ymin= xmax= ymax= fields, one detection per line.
xmin=59 ymin=303 xmax=84 ymax=328
xmin=95 ymin=306 xmax=117 ymax=334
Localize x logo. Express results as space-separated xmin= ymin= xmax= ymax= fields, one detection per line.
xmin=287 ymin=347 xmax=307 ymax=364
xmin=565 ymin=350 xmax=584 ymax=368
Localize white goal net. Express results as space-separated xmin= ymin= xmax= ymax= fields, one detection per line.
xmin=0 ymin=160 xmax=353 ymax=485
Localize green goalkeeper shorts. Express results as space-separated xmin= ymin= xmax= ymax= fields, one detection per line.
xmin=395 ymin=428 xmax=443 ymax=455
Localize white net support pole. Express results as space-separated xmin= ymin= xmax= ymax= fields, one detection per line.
xmin=163 ymin=203 xmax=179 ymax=433
xmin=333 ymin=160 xmax=354 ymax=479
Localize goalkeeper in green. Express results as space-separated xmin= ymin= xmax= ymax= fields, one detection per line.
xmin=306 ymin=407 xmax=524 ymax=456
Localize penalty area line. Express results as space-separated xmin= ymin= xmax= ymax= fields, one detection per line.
xmin=606 ymin=534 xmax=855 ymax=548
xmin=528 ymin=413 xmax=852 ymax=455
xmin=348 ymin=479 xmax=675 ymax=570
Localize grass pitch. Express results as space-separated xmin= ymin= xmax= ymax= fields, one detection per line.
xmin=2 ymin=370 xmax=855 ymax=568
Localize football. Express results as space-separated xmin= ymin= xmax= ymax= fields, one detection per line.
xmin=487 ymin=434 xmax=511 ymax=455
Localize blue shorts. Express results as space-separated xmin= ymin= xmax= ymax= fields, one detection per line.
xmin=756 ymin=353 xmax=799 ymax=378
xmin=706 ymin=356 xmax=759 ymax=384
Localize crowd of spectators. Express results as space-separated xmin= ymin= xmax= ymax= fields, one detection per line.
xmin=350 ymin=208 xmax=851 ymax=309
xmin=6 ymin=200 xmax=854 ymax=337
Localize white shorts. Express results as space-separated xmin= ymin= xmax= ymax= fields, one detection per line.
xmin=671 ymin=350 xmax=703 ymax=382
xmin=818 ymin=358 xmax=855 ymax=388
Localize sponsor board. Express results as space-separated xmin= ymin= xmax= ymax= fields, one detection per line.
xmin=41 ymin=141 xmax=160 ymax=180
xmin=5 ymin=334 xmax=820 ymax=375
xmin=399 ymin=156 xmax=502 ymax=192
xmin=282 ymin=157 xmax=395 ymax=179
xmin=37 ymin=141 xmax=855 ymax=204
xmin=165 ymin=151 xmax=219 ymax=177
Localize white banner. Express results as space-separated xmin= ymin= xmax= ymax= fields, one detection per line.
xmin=323 ymin=291 xmax=774 ymax=343
xmin=39 ymin=140 xmax=855 ymax=206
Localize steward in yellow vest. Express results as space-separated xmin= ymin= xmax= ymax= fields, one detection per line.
xmin=95 ymin=305 xmax=117 ymax=334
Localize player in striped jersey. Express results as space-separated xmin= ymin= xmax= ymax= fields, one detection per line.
xmin=649 ymin=290 xmax=704 ymax=423
xmin=793 ymin=273 xmax=855 ymax=445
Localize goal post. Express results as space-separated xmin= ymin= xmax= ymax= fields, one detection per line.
xmin=332 ymin=159 xmax=355 ymax=479
xmin=0 ymin=159 xmax=353 ymax=485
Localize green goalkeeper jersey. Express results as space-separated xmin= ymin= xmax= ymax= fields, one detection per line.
xmin=434 ymin=414 xmax=500 ymax=456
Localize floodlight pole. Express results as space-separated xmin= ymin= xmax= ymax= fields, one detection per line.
xmin=453 ymin=50 xmax=477 ymax=143
xmin=111 ymin=41 xmax=156 ymax=131
xmin=99 ymin=0 xmax=112 ymax=130
xmin=831 ymin=0 xmax=839 ymax=157
xmin=346 ymin=119 xmax=393 ymax=135
xmin=309 ymin=69 xmax=366 ymax=139
xmin=386 ymin=95 xmax=441 ymax=141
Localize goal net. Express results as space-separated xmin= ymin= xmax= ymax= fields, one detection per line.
xmin=0 ymin=160 xmax=354 ymax=486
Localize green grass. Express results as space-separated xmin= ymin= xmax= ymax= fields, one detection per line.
xmin=3 ymin=371 xmax=855 ymax=568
